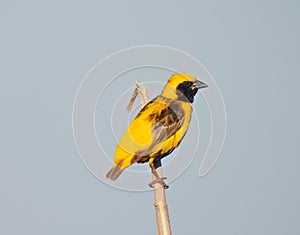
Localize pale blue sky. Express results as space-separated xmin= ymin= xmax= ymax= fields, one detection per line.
xmin=0 ymin=1 xmax=299 ymax=234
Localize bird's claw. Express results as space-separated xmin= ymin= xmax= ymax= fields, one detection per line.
xmin=148 ymin=177 xmax=169 ymax=189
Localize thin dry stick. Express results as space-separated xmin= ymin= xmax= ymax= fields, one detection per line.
xmin=152 ymin=168 xmax=172 ymax=235
xmin=127 ymin=80 xmax=172 ymax=235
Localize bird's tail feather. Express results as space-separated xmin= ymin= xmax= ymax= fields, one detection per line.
xmin=106 ymin=165 xmax=124 ymax=181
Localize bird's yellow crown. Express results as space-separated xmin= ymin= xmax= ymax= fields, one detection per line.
xmin=161 ymin=73 xmax=197 ymax=99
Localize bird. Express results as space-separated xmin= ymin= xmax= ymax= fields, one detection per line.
xmin=106 ymin=73 xmax=208 ymax=188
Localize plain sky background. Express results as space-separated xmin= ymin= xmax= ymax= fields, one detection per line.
xmin=1 ymin=1 xmax=299 ymax=234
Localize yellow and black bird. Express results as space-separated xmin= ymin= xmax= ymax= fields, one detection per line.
xmin=106 ymin=73 xmax=207 ymax=188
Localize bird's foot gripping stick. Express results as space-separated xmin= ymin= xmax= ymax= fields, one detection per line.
xmin=148 ymin=177 xmax=168 ymax=189
xmin=148 ymin=158 xmax=169 ymax=189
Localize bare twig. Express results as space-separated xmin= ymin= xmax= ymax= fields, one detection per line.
xmin=126 ymin=88 xmax=138 ymax=112
xmin=126 ymin=80 xmax=150 ymax=111
xmin=126 ymin=80 xmax=172 ymax=235
xmin=152 ymin=168 xmax=172 ymax=235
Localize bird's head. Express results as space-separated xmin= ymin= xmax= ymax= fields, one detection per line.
xmin=161 ymin=73 xmax=208 ymax=103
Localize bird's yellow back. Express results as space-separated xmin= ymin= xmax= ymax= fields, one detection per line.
xmin=114 ymin=95 xmax=192 ymax=169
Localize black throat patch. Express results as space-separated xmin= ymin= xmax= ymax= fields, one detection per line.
xmin=176 ymin=81 xmax=198 ymax=103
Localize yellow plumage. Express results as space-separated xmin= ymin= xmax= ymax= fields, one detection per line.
xmin=106 ymin=74 xmax=207 ymax=186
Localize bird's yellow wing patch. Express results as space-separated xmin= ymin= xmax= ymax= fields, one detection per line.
xmin=114 ymin=96 xmax=185 ymax=168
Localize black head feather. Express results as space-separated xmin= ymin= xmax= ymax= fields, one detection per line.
xmin=176 ymin=81 xmax=198 ymax=103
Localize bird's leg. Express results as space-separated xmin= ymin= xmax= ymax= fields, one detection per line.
xmin=148 ymin=162 xmax=169 ymax=189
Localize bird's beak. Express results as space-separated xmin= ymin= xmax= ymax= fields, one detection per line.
xmin=193 ymin=80 xmax=208 ymax=89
